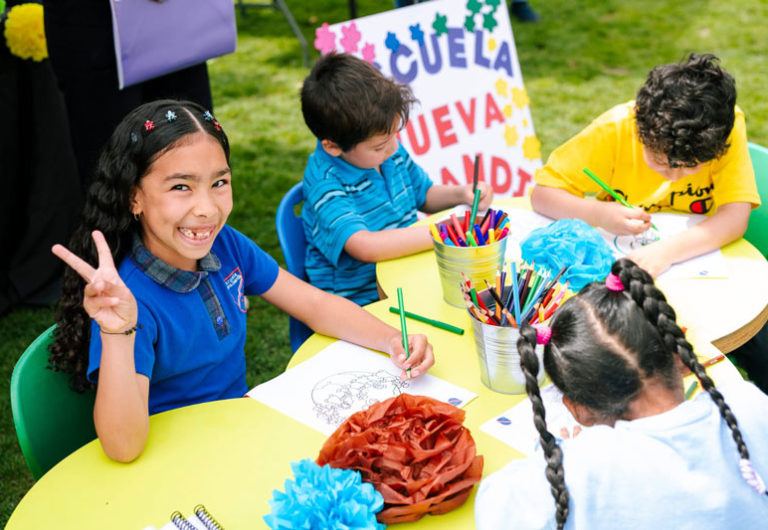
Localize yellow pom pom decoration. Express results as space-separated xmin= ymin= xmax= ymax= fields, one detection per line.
xmin=4 ymin=3 xmax=48 ymax=62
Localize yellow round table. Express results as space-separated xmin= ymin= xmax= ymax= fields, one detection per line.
xmin=8 ymin=198 xmax=764 ymax=529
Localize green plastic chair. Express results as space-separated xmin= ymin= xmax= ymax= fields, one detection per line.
xmin=745 ymin=142 xmax=768 ymax=257
xmin=10 ymin=325 xmax=97 ymax=480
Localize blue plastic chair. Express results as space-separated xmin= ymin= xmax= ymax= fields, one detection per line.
xmin=276 ymin=182 xmax=314 ymax=352
xmin=745 ymin=142 xmax=768 ymax=258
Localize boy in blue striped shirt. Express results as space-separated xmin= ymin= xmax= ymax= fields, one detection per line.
xmin=300 ymin=52 xmax=493 ymax=305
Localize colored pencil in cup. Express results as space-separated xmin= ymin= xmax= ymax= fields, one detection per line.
xmin=396 ymin=287 xmax=411 ymax=379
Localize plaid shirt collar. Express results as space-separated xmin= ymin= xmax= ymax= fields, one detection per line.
xmin=130 ymin=233 xmax=221 ymax=293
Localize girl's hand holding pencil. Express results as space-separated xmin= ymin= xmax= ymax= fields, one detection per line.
xmin=52 ymin=230 xmax=138 ymax=334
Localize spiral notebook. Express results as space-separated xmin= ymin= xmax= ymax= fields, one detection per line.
xmin=144 ymin=504 xmax=224 ymax=530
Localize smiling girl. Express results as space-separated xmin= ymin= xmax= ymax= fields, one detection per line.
xmin=50 ymin=100 xmax=434 ymax=462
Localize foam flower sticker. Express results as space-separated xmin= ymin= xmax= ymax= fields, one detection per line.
xmin=504 ymin=124 xmax=519 ymax=147
xmin=314 ymin=23 xmax=336 ymax=54
xmin=432 ymin=13 xmax=448 ymax=36
xmin=361 ymin=43 xmax=376 ymax=64
xmin=466 ymin=0 xmax=483 ymax=14
xmin=495 ymin=77 xmax=509 ymax=97
xmin=385 ymin=31 xmax=400 ymax=53
xmin=511 ymin=87 xmax=530 ymax=109
xmin=503 ymin=104 xmax=513 ymax=118
xmin=482 ymin=10 xmax=499 ymax=31
xmin=522 ymin=135 xmax=542 ymax=161
xmin=464 ymin=14 xmax=476 ymax=33
xmin=4 ymin=3 xmax=48 ymax=61
xmin=264 ymin=459 xmax=384 ymax=530
xmin=409 ymin=23 xmax=425 ymax=46
xmin=340 ymin=22 xmax=361 ymax=53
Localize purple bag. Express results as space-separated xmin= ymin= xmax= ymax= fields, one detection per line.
xmin=109 ymin=0 xmax=237 ymax=89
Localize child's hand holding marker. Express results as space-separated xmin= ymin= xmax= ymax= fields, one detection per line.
xmin=389 ymin=287 xmax=434 ymax=381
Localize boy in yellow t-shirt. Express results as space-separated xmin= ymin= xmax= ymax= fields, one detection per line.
xmin=530 ymin=53 xmax=761 ymax=276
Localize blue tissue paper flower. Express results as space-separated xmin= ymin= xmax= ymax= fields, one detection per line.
xmin=520 ymin=218 xmax=614 ymax=291
xmin=264 ymin=459 xmax=385 ymax=529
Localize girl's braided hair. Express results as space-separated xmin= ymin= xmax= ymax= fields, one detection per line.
xmin=516 ymin=257 xmax=764 ymax=529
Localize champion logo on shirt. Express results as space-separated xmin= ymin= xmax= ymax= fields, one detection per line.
xmin=224 ymin=268 xmax=247 ymax=312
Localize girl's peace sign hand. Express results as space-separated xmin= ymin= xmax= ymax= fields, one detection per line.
xmin=52 ymin=231 xmax=138 ymax=334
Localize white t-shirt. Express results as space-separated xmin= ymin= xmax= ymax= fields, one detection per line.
xmin=475 ymin=379 xmax=768 ymax=529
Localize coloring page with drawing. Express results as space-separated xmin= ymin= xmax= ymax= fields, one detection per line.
xmin=247 ymin=341 xmax=478 ymax=435
xmin=598 ymin=212 xmax=728 ymax=279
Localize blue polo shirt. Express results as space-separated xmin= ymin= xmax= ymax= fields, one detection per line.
xmin=302 ymin=140 xmax=433 ymax=305
xmin=87 ymin=225 xmax=279 ymax=414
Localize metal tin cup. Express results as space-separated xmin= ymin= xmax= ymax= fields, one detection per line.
xmin=433 ymin=224 xmax=507 ymax=307
xmin=468 ymin=289 xmax=544 ymax=394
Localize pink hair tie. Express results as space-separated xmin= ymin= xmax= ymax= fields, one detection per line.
xmin=605 ymin=272 xmax=624 ymax=292
xmin=535 ymin=324 xmax=552 ymax=345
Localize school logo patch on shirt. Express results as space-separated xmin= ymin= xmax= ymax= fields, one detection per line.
xmin=224 ymin=267 xmax=247 ymax=312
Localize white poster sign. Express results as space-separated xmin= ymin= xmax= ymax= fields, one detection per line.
xmin=315 ymin=0 xmax=541 ymax=197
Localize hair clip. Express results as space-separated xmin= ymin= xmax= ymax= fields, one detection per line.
xmin=165 ymin=110 xmax=177 ymax=122
xmin=605 ymin=272 xmax=624 ymax=292
xmin=203 ymin=110 xmax=214 ymax=122
xmin=130 ymin=132 xmax=138 ymax=144
xmin=213 ymin=120 xmax=221 ymax=131
xmin=535 ymin=324 xmax=552 ymax=345
xmin=144 ymin=120 xmax=155 ymax=131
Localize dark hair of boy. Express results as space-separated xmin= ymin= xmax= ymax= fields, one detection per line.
xmin=635 ymin=53 xmax=737 ymax=168
xmin=516 ymin=258 xmax=760 ymax=529
xmin=50 ymin=99 xmax=230 ymax=391
xmin=300 ymin=52 xmax=418 ymax=152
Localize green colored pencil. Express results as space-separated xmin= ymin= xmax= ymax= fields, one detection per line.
xmin=468 ymin=187 xmax=482 ymax=232
xmin=684 ymin=380 xmax=698 ymax=400
xmin=583 ymin=168 xmax=659 ymax=231
xmin=388 ymin=307 xmax=465 ymax=335
xmin=396 ymin=287 xmax=411 ymax=378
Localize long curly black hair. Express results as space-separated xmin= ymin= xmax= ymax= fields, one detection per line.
xmin=635 ymin=53 xmax=736 ymax=167
xmin=517 ymin=258 xmax=761 ymax=529
xmin=50 ymin=99 xmax=230 ymax=391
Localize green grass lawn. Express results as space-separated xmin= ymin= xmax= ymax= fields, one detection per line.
xmin=2 ymin=0 xmax=767 ymax=523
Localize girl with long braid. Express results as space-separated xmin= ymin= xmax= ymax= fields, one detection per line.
xmin=475 ymin=258 xmax=768 ymax=529
xmin=50 ymin=99 xmax=435 ymax=463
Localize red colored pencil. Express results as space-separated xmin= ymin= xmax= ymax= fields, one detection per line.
xmin=701 ymin=353 xmax=726 ymax=368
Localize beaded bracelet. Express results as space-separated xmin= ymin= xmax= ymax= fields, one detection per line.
xmin=101 ymin=324 xmax=141 ymax=335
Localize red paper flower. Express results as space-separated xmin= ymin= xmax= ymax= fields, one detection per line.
xmin=144 ymin=120 xmax=155 ymax=131
xmin=317 ymin=394 xmax=484 ymax=524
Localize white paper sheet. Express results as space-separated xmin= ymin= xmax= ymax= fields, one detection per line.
xmin=598 ymin=212 xmax=727 ymax=279
xmin=247 ymin=341 xmax=478 ymax=435
xmin=480 ymin=384 xmax=582 ymax=456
